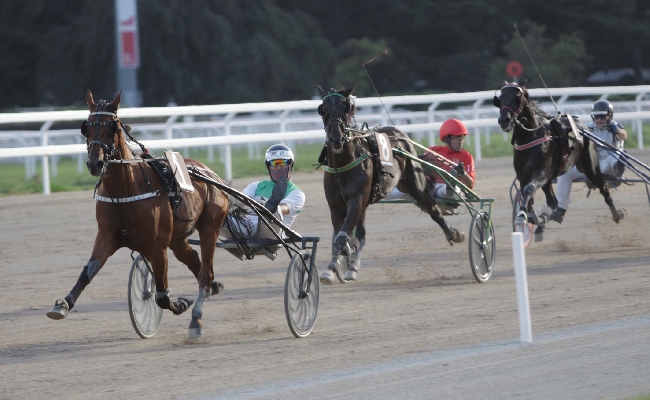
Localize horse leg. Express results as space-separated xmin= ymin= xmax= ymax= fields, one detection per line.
xmin=429 ymin=207 xmax=465 ymax=246
xmin=586 ymin=172 xmax=624 ymax=223
xmin=46 ymin=235 xmax=119 ymax=320
xmin=515 ymin=183 xmax=534 ymax=225
xmin=321 ymin=196 xmax=363 ymax=284
xmin=142 ymin=249 xmax=193 ymax=317
xmin=344 ymin=211 xmax=367 ymax=281
xmin=188 ymin=209 xmax=223 ymax=339
xmin=541 ymin=180 xmax=557 ymax=212
xmin=599 ymin=185 xmax=625 ymax=223
xmin=170 ymin=240 xmax=224 ymax=298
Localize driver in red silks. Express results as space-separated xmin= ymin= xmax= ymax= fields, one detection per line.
xmin=422 ymin=118 xmax=475 ymax=198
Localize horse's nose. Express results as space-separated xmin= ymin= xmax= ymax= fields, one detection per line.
xmin=328 ymin=137 xmax=343 ymax=150
xmin=86 ymin=160 xmax=103 ymax=176
xmin=498 ymin=115 xmax=510 ymax=129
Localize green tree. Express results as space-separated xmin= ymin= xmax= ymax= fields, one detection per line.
xmin=329 ymin=38 xmax=391 ymax=97
xmin=138 ymin=0 xmax=336 ymax=105
xmin=485 ymin=21 xmax=589 ymax=89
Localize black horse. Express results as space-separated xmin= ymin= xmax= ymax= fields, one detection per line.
xmin=317 ymin=86 xmax=464 ymax=284
xmin=494 ymin=81 xmax=623 ymax=238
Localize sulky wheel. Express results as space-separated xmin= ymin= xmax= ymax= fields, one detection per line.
xmin=468 ymin=211 xmax=496 ymax=283
xmin=284 ymin=251 xmax=319 ymax=338
xmin=128 ymin=254 xmax=163 ymax=339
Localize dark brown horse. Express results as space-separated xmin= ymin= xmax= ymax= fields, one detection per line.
xmin=46 ymin=90 xmax=229 ymax=339
xmin=317 ymin=86 xmax=464 ymax=284
xmin=494 ymin=81 xmax=623 ymax=239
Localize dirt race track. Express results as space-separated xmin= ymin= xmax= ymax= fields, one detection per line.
xmin=1 ymin=152 xmax=649 ymax=400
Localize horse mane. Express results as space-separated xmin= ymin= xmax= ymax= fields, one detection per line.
xmin=520 ymin=86 xmax=551 ymax=119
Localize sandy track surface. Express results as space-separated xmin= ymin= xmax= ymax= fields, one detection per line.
xmin=1 ymin=152 xmax=649 ymax=399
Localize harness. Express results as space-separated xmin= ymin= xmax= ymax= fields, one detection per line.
xmin=321 ymin=154 xmax=370 ymax=173
xmin=86 ymin=102 xmax=187 ymax=219
xmin=319 ymin=91 xmax=400 ymax=204
xmin=513 ymin=136 xmax=551 ymax=151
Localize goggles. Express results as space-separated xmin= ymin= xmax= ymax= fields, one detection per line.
xmin=269 ymin=159 xmax=289 ymax=167
xmin=593 ymin=114 xmax=607 ymax=120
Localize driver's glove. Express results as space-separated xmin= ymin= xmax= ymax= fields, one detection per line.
xmin=264 ymin=181 xmax=288 ymax=213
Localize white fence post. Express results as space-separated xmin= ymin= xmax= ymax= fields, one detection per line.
xmin=427 ymin=101 xmax=439 ymax=146
xmin=40 ymin=121 xmax=54 ymax=195
xmin=512 ymin=232 xmax=532 ymax=343
xmin=473 ymin=99 xmax=483 ymax=161
xmin=224 ymin=112 xmax=236 ymax=181
xmin=636 ymin=93 xmax=645 ymax=149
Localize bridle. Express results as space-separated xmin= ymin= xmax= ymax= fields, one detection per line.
xmin=320 ymin=92 xmax=352 ymax=146
xmin=83 ymin=100 xmax=120 ymax=163
xmin=497 ymin=83 xmax=528 ymax=132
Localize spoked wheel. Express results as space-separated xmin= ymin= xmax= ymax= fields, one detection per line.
xmin=512 ymin=191 xmax=534 ymax=248
xmin=284 ymin=251 xmax=319 ymax=338
xmin=468 ymin=211 xmax=496 ymax=283
xmin=128 ymin=254 xmax=163 ymax=339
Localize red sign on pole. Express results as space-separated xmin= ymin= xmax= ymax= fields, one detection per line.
xmin=116 ymin=0 xmax=139 ymax=69
xmin=120 ymin=31 xmax=139 ymax=67
xmin=506 ymin=61 xmax=523 ymax=78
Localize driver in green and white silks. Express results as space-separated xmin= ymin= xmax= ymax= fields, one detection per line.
xmin=222 ymin=144 xmax=305 ymax=240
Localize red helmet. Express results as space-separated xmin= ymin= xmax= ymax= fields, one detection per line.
xmin=439 ymin=119 xmax=469 ymax=142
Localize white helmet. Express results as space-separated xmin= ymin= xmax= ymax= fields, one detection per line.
xmin=265 ymin=144 xmax=294 ymax=166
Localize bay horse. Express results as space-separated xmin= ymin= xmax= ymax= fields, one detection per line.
xmin=46 ymin=90 xmax=229 ymax=339
xmin=494 ymin=81 xmax=623 ymax=239
xmin=317 ymin=86 xmax=464 ymax=283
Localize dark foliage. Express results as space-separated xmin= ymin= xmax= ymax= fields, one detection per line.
xmin=1 ymin=0 xmax=648 ymax=108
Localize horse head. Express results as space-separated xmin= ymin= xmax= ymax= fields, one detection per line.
xmin=82 ymin=90 xmax=123 ymax=176
xmin=317 ymin=86 xmax=356 ymax=152
xmin=493 ymin=81 xmax=529 ymax=132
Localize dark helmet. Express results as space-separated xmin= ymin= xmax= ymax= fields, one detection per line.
xmin=591 ymin=100 xmax=614 ymax=123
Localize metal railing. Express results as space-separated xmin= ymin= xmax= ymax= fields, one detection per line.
xmin=1 ymin=85 xmax=650 ymax=194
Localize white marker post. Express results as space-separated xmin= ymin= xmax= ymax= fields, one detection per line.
xmin=512 ymin=232 xmax=532 ymax=343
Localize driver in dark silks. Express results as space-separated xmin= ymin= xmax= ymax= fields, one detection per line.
xmin=220 ymin=144 xmax=305 ymax=257
xmin=550 ymin=100 xmax=627 ymax=223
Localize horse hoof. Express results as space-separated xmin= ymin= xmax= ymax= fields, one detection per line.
xmin=172 ymin=297 xmax=194 ymax=315
xmin=210 ymin=281 xmax=225 ymax=296
xmin=188 ymin=327 xmax=202 ymax=339
xmin=46 ymin=299 xmax=69 ymax=320
xmin=188 ymin=317 xmax=202 ymax=339
xmin=538 ymin=213 xmax=548 ymax=229
xmin=344 ymin=269 xmax=358 ymax=281
xmin=616 ymin=209 xmax=626 ymax=221
xmin=320 ymin=268 xmax=335 ymax=285
xmin=534 ymin=231 xmax=544 ymax=242
xmin=453 ymin=230 xmax=465 ymax=244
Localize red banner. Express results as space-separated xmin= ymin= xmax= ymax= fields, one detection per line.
xmin=120 ymin=31 xmax=139 ymax=68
